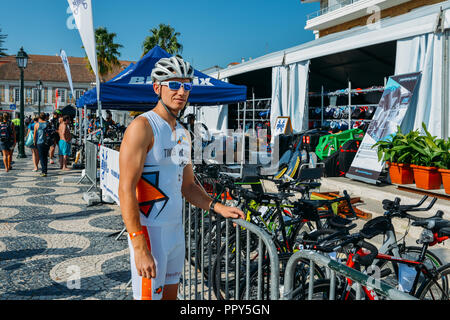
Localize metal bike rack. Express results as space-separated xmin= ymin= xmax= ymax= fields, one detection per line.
xmin=282 ymin=250 xmax=417 ymax=300
xmin=179 ymin=201 xmax=280 ymax=300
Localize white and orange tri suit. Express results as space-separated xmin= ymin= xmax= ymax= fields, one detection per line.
xmin=128 ymin=110 xmax=190 ymax=300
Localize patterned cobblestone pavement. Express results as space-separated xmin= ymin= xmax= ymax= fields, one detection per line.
xmin=0 ymin=149 xmax=133 ymax=300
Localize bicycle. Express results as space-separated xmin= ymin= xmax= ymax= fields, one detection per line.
xmin=367 ymin=196 xmax=444 ymax=288
xmin=211 ymin=183 xmax=358 ymax=300
xmin=299 ymin=209 xmax=450 ymax=300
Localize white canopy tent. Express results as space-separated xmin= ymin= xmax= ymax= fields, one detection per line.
xmin=208 ymin=1 xmax=450 ymax=139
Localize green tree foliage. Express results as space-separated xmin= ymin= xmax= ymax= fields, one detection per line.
xmin=142 ymin=23 xmax=183 ymax=56
xmin=84 ymin=27 xmax=123 ymax=82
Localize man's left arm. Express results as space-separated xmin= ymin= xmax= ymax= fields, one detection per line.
xmin=181 ymin=164 xmax=245 ymax=220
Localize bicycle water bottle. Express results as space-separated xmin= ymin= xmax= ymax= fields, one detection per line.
xmin=398 ymin=264 xmax=417 ymax=293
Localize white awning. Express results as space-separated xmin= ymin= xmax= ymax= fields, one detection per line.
xmin=210 ymin=1 xmax=450 ymax=79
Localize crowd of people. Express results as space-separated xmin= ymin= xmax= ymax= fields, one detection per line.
xmin=86 ymin=110 xmax=117 ymax=139
xmin=0 ymin=108 xmax=124 ymax=175
xmin=0 ymin=110 xmax=73 ymax=176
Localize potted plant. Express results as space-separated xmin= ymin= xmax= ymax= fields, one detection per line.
xmin=372 ymin=126 xmax=416 ymax=185
xmin=409 ymin=123 xmax=444 ymax=190
xmin=436 ymin=139 xmax=450 ymax=194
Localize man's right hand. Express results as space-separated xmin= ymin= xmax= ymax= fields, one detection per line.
xmin=134 ymin=247 xmax=157 ymax=279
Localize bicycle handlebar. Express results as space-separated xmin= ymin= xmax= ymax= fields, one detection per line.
xmin=353 ymin=240 xmax=378 ymax=267
xmin=383 ymin=195 xmax=437 ymax=214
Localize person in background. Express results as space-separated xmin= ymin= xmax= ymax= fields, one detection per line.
xmin=88 ymin=114 xmax=97 ymax=134
xmin=49 ymin=110 xmax=61 ymax=164
xmin=27 ymin=116 xmax=40 ymax=172
xmin=58 ymin=115 xmax=72 ymax=171
xmin=11 ymin=114 xmax=20 ymax=159
xmin=0 ymin=114 xmax=9 ymax=172
xmin=0 ymin=113 xmax=16 ymax=171
xmin=24 ymin=115 xmax=31 ymax=127
xmin=34 ymin=113 xmax=50 ymax=177
xmin=103 ymin=110 xmax=116 ymax=137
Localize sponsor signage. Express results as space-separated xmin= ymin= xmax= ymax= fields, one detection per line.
xmin=346 ymin=72 xmax=421 ymax=184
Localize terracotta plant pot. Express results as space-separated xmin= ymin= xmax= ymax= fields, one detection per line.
xmin=411 ymin=165 xmax=442 ymax=190
xmin=387 ymin=162 xmax=414 ymax=185
xmin=438 ymin=168 xmax=450 ymax=194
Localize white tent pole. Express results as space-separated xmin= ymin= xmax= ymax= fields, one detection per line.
xmin=442 ymin=29 xmax=449 ymax=138
xmin=240 ymin=101 xmax=247 ymax=178
xmin=78 ymin=107 xmax=82 ymax=146
xmin=348 ymin=80 xmax=352 ymax=129
xmin=237 ymin=102 xmax=240 ymax=129
xmin=84 ymin=105 xmax=87 ymax=148
xmin=252 ymin=89 xmax=255 ymax=130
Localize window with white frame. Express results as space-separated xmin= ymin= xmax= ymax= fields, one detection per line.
xmin=75 ymin=89 xmax=85 ymax=100
xmin=14 ymin=88 xmax=20 ymax=102
xmin=59 ymin=89 xmax=66 ymax=103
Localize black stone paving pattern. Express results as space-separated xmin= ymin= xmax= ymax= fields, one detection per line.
xmin=0 ymin=149 xmax=133 ymax=300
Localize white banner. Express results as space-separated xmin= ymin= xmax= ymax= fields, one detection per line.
xmin=67 ymin=0 xmax=98 ymax=77
xmin=100 ymin=146 xmax=120 ymax=205
xmin=60 ymin=49 xmax=75 ymax=99
xmin=67 ymin=0 xmax=102 ymax=129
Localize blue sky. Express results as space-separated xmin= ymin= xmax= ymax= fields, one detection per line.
xmin=0 ymin=0 xmax=320 ymax=71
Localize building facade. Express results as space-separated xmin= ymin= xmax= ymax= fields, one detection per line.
xmin=0 ymin=54 xmax=133 ymax=116
xmin=301 ymin=0 xmax=447 ymax=38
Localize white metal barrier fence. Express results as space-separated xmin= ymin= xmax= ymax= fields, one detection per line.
xmin=179 ymin=202 xmax=280 ymax=300
xmin=282 ymin=250 xmax=418 ymax=300
xmin=179 ymin=203 xmax=418 ymax=301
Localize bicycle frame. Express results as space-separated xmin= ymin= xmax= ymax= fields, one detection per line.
xmin=341 ymin=235 xmax=449 ymax=300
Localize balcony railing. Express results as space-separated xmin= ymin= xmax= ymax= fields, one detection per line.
xmin=307 ymin=0 xmax=363 ymax=20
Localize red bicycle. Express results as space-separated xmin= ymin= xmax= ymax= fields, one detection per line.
xmin=307 ymin=210 xmax=450 ymax=300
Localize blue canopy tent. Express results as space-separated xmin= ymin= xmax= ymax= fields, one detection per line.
xmin=76 ymin=46 xmax=247 ymax=111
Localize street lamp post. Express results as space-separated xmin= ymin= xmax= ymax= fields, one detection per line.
xmin=36 ymin=79 xmax=43 ymax=115
xmin=15 ymin=47 xmax=28 ymax=158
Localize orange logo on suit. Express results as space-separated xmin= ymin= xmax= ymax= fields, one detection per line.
xmin=136 ymin=172 xmax=169 ymax=218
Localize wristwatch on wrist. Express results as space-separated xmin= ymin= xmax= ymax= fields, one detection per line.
xmin=209 ymin=199 xmax=219 ymax=213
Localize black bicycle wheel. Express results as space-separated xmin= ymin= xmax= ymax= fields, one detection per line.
xmin=239 ymin=253 xmax=327 ymax=300
xmin=375 ymin=246 xmax=443 ymax=291
xmin=195 ymin=217 xmax=229 ymax=280
xmin=211 ymin=230 xmax=262 ymax=300
xmin=416 ymin=263 xmax=450 ymax=300
xmin=301 ymin=279 xmax=354 ymax=300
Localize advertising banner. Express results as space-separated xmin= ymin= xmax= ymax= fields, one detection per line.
xmin=346 ymin=72 xmax=422 ymax=184
xmin=100 ymin=146 xmax=120 ymax=205
xmin=67 ymin=0 xmax=98 ymax=78
xmin=67 ymin=0 xmax=102 ymax=122
xmin=60 ymin=49 xmax=75 ymax=99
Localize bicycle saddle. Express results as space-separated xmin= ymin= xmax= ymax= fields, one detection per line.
xmin=261 ymin=192 xmax=295 ymax=201
xmin=328 ymin=216 xmax=357 ymax=231
xmin=297 ymin=181 xmax=322 ymax=189
xmin=298 ymin=199 xmax=337 ymax=209
xmin=360 ymin=216 xmax=393 ymax=239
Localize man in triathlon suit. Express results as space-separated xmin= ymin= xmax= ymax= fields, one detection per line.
xmin=118 ymin=56 xmax=245 ymax=300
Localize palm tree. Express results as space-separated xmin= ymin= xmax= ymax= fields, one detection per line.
xmin=142 ymin=23 xmax=183 ymax=57
xmin=84 ymin=27 xmax=123 ymax=82
xmin=0 ymin=28 xmax=7 ymax=56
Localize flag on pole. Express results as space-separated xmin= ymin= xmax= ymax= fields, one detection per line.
xmin=55 ymin=89 xmax=58 ymax=110
xmin=60 ymin=49 xmax=75 ymax=101
xmin=67 ymin=0 xmax=102 ymax=138
xmin=67 ymin=0 xmax=98 ymax=79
